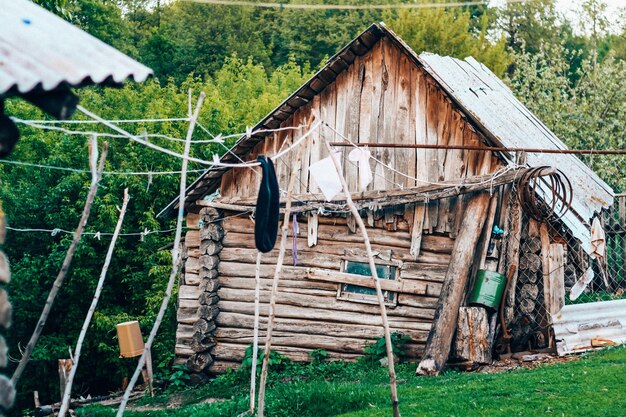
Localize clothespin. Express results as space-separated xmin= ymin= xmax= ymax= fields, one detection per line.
xmin=246 ymin=126 xmax=253 ymax=139
xmin=94 ymin=232 xmax=101 ymax=241
xmin=51 ymin=228 xmax=61 ymax=237
xmin=140 ymin=228 xmax=149 ymax=242
xmin=212 ymin=154 xmax=220 ymax=165
xmin=88 ymin=136 xmax=98 ymax=182
xmin=213 ymin=134 xmax=224 ymax=144
xmin=146 ymin=171 xmax=153 ymax=193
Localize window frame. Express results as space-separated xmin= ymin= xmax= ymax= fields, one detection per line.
xmin=336 ymin=258 xmax=400 ymax=307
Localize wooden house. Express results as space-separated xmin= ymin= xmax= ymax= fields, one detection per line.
xmin=161 ymin=23 xmax=614 ymax=375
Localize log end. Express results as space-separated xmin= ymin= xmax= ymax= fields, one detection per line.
xmin=416 ymin=358 xmax=440 ymax=376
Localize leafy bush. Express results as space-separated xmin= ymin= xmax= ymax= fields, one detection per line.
xmin=362 ymin=333 xmax=411 ymax=366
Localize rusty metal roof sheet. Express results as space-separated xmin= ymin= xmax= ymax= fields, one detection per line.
xmin=0 ymin=0 xmax=152 ymax=97
xmin=162 ymin=23 xmax=614 ymax=250
xmin=552 ymin=299 xmax=626 ymax=355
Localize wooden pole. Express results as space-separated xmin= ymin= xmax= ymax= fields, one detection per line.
xmin=257 ymin=123 xmax=310 ymax=417
xmin=249 ymin=251 xmax=262 ymax=415
xmin=324 ymin=142 xmax=401 ymax=417
xmin=330 ymin=141 xmax=626 ymax=155
xmin=58 ymin=189 xmax=130 ymax=417
xmin=58 ymin=359 xmax=73 ymax=402
xmin=416 ymin=191 xmax=490 ymax=376
xmin=11 ymin=137 xmax=108 ymax=386
xmin=116 ymin=91 xmax=205 ymax=416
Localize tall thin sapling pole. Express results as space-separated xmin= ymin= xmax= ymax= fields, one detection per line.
xmin=324 ymin=140 xmax=401 ymax=417
xmin=256 ymin=119 xmax=312 ymax=417
xmin=58 ymin=188 xmax=130 ymax=417
xmin=116 ymin=91 xmax=205 ymax=416
xmin=11 ymin=137 xmax=108 ymax=386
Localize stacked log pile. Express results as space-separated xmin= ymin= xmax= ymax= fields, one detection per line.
xmin=175 ymin=207 xmax=223 ymax=378
xmin=511 ymin=220 xmax=547 ymax=350
xmin=0 ymin=208 xmax=15 ymax=411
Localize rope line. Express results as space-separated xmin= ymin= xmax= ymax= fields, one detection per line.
xmin=77 ymin=105 xmax=323 ymax=168
xmin=181 ymin=0 xmax=529 ymax=10
xmin=0 ymin=159 xmax=208 ymax=176
xmin=16 ymin=117 xmax=191 ymax=124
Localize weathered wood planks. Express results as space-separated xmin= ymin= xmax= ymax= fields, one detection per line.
xmin=217 ymin=35 xmax=503 ymax=205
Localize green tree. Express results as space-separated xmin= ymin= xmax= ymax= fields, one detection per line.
xmin=497 ymin=0 xmax=563 ymax=55
xmin=507 ymin=44 xmax=626 ymax=192
xmin=386 ymin=5 xmax=510 ymax=76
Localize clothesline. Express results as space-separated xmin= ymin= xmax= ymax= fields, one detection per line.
xmin=5 ymin=210 xmax=254 ymax=238
xmin=13 ymin=119 xmax=201 ymax=144
xmin=15 ymin=117 xmax=310 ymax=146
xmin=16 ymin=117 xmax=191 ymax=124
xmin=6 ymin=226 xmax=180 ymax=237
xmin=0 ymin=159 xmax=208 ymax=176
xmin=182 ymin=0 xmax=529 ymax=10
xmin=15 ymin=106 xmax=523 ymax=196
xmin=77 ymin=104 xmax=323 ymax=169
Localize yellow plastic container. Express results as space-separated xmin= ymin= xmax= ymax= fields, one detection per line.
xmin=116 ymin=320 xmax=145 ymax=358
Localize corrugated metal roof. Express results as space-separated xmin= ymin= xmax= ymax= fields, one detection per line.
xmin=0 ymin=0 xmax=152 ymax=97
xmin=417 ymin=52 xmax=613 ymax=252
xmin=161 ymin=23 xmax=614 ymax=251
xmin=552 ymin=299 xmax=626 ymax=355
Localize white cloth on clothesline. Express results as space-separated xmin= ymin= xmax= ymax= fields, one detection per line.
xmin=348 ymin=147 xmax=373 ymax=191
xmin=309 ymin=152 xmax=343 ymax=201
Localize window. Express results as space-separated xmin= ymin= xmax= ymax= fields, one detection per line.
xmin=338 ymin=260 xmax=398 ymax=305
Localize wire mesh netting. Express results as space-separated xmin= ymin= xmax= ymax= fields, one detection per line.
xmin=508 ymin=192 xmax=626 ymax=352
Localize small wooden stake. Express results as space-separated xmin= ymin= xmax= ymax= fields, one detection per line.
xmin=409 ymin=204 xmax=426 ymax=260
xmin=58 ymin=359 xmax=73 ymax=402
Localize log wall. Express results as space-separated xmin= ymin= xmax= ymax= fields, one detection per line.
xmin=206 ymin=211 xmax=456 ymax=372
xmin=175 ymin=207 xmax=223 ymax=375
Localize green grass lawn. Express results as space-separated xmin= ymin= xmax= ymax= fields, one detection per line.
xmin=78 ymin=347 xmax=626 ymax=417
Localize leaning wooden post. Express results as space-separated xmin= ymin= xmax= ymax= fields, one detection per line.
xmin=249 ymin=251 xmax=262 ymax=414
xmin=257 ymin=123 xmax=310 ymax=417
xmin=416 ymin=191 xmax=490 ymax=376
xmin=12 ymin=137 xmax=108 ymax=386
xmin=325 ymin=141 xmax=401 ymax=417
xmin=116 ymin=91 xmax=205 ymax=416
xmin=58 ymin=188 xmax=130 ymax=417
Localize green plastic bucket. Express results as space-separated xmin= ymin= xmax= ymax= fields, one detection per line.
xmin=468 ymin=270 xmax=506 ymax=310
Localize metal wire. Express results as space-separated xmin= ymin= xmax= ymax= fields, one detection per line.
xmin=516 ymin=167 xmax=573 ymax=222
